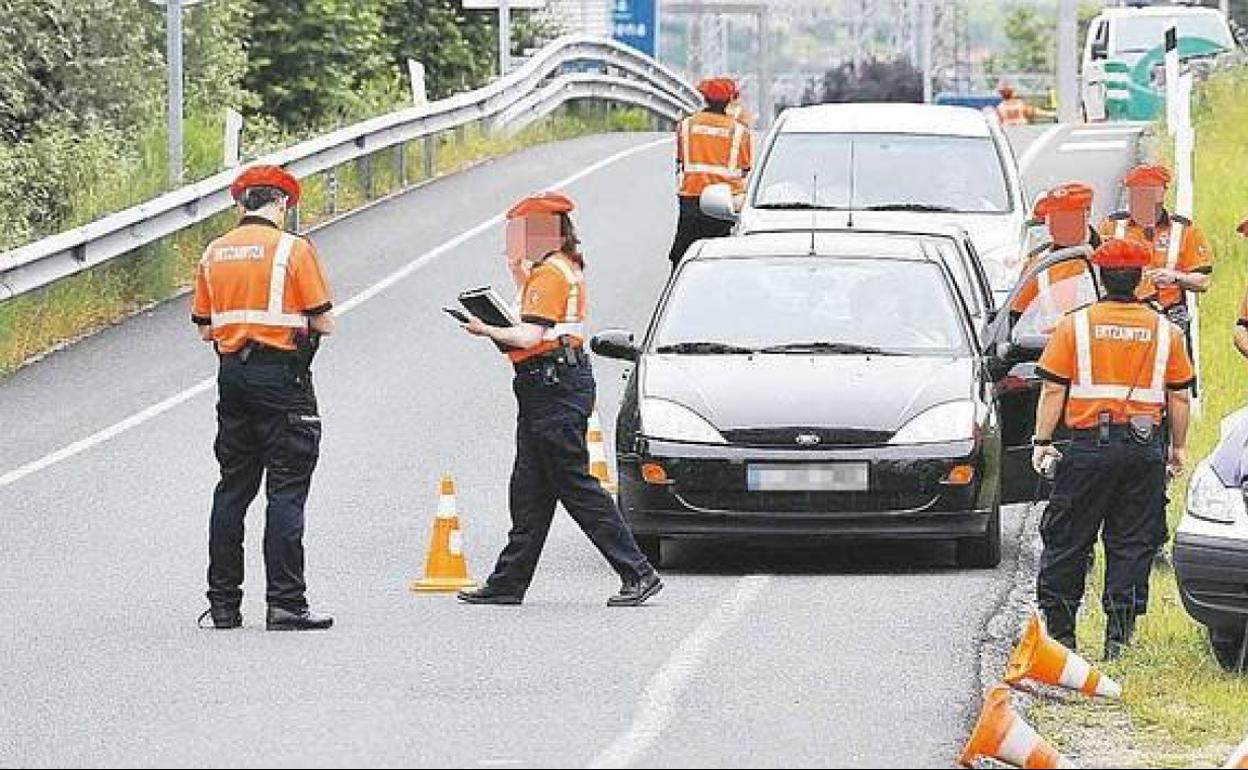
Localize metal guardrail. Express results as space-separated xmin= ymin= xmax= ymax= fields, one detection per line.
xmin=0 ymin=35 xmax=699 ymax=301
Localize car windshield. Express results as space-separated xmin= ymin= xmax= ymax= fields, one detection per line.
xmin=1113 ymin=15 xmax=1234 ymax=53
xmin=753 ymin=133 xmax=1011 ymax=214
xmin=653 ymin=257 xmax=969 ymax=356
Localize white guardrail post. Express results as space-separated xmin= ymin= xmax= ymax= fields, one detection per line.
xmin=0 ymin=35 xmax=700 ymax=302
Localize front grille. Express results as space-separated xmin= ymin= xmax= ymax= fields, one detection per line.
xmin=675 ymin=489 xmax=937 ymax=515
xmin=720 ymin=426 xmax=893 ymax=448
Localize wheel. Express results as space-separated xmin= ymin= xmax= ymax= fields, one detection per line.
xmin=635 ymin=535 xmax=663 ymax=568
xmin=1209 ymin=626 xmax=1248 ymax=673
xmin=957 ymin=504 xmax=1002 ymax=569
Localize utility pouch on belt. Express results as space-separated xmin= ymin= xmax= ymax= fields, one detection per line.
xmin=1128 ymin=414 xmax=1156 ymax=445
xmin=293 ymin=329 xmax=321 ymax=372
xmin=1098 ymin=412 xmax=1111 ymax=445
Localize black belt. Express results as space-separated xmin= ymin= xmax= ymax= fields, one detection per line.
xmin=513 ymin=347 xmax=587 ymax=375
xmin=1070 ymin=422 xmax=1160 ymax=442
xmin=219 ymin=343 xmax=298 ymax=365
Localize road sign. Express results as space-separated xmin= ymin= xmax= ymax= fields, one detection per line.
xmin=612 ymin=0 xmax=658 ymax=58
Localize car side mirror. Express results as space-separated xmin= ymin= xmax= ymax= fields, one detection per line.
xmin=699 ymin=183 xmax=738 ymax=223
xmin=1091 ymin=41 xmax=1107 ymax=60
xmin=591 ymin=329 xmax=639 ymax=362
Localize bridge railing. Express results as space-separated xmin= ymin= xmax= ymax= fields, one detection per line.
xmin=0 ymin=35 xmax=699 ymax=301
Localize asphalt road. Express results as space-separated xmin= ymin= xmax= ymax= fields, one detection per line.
xmin=0 ymin=122 xmax=1142 ymax=768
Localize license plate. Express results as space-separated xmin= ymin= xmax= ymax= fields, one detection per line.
xmin=746 ymin=463 xmax=869 ymax=492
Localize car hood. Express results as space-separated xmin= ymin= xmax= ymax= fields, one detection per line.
xmin=737 ymin=209 xmax=1025 ymax=290
xmin=642 ymin=353 xmax=976 ymax=438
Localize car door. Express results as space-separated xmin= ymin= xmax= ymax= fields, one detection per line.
xmin=985 ymin=248 xmax=1102 ymax=504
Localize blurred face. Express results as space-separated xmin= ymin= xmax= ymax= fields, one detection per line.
xmin=1047 ymin=209 xmax=1089 ymax=247
xmin=1127 ymin=185 xmax=1165 ymax=227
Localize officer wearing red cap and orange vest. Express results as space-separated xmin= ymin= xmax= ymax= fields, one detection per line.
xmin=666 ymin=77 xmax=753 ymax=270
xmin=995 ymin=83 xmax=1052 ymax=126
xmin=457 ymin=192 xmax=662 ymax=607
xmin=191 ymin=164 xmax=335 ymax=632
xmin=1098 ymin=164 xmax=1213 ymax=330
xmin=1009 ymin=182 xmax=1100 ymax=327
xmin=1031 ymin=239 xmax=1194 ymax=660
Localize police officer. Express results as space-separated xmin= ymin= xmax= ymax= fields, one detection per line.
xmin=667 ymin=77 xmax=752 ymax=271
xmin=456 ymin=192 xmax=662 ymax=606
xmin=1030 ymin=239 xmax=1194 ymax=659
xmin=995 ymin=82 xmax=1053 ymax=125
xmin=1098 ymin=164 xmax=1214 ymax=331
xmin=1010 ymin=181 xmax=1100 ymax=327
xmin=192 ymin=165 xmax=335 ymax=631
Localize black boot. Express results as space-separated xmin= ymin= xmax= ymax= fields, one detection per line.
xmin=608 ymin=572 xmax=663 ymax=607
xmin=1104 ymin=610 xmax=1136 ymax=661
xmin=457 ymin=586 xmax=523 ymax=605
xmin=197 ymin=605 xmax=242 ymax=630
xmin=1043 ymin=609 xmax=1077 ymax=652
xmin=266 ymin=605 xmax=333 ymax=631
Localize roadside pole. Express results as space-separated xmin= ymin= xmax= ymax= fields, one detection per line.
xmin=1056 ymin=0 xmax=1079 ymax=123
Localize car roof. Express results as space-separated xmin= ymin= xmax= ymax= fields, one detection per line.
xmin=776 ymin=103 xmax=992 ymax=138
xmin=1098 ymin=5 xmax=1225 ymax=19
xmin=689 ymin=230 xmax=953 ymax=262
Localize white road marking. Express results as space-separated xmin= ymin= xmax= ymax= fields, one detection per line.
xmin=587 ymin=575 xmax=772 ymax=769
xmin=0 ymin=138 xmax=670 ymax=491
xmin=1058 ymin=140 xmax=1128 ymax=153
xmin=1068 ymin=127 xmax=1142 ymax=138
xmin=1016 ymin=124 xmax=1066 ymax=176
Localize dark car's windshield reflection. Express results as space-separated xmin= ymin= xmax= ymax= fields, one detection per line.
xmin=654 ymin=257 xmax=970 ymax=357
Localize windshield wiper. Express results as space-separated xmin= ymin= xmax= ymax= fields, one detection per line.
xmin=758 ymin=341 xmax=895 ymax=355
xmin=753 ymin=201 xmax=843 ymax=210
xmin=863 ymin=203 xmax=958 ymax=213
xmin=654 ymin=341 xmax=758 ymax=355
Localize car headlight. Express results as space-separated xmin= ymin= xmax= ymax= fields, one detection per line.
xmin=1186 ymin=461 xmax=1244 ymax=524
xmin=889 ymin=400 xmax=978 ymax=445
xmin=640 ymin=398 xmax=726 ymax=444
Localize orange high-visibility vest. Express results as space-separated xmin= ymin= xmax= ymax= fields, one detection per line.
xmin=1037 ymin=302 xmax=1194 ymax=429
xmin=508 ymin=252 xmax=587 ymax=364
xmin=996 ymin=98 xmax=1033 ymax=126
xmin=192 ymin=220 xmax=332 ymax=354
xmin=1100 ymin=212 xmax=1213 ymax=309
xmin=677 ymin=111 xmax=751 ymax=197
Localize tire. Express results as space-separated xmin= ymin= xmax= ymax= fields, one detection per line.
xmin=1209 ymin=627 xmax=1248 ymax=673
xmin=957 ymin=504 xmax=1002 ymax=569
xmin=636 ymin=535 xmax=663 ymax=568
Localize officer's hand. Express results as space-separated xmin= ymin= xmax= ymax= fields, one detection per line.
xmin=1168 ymin=445 xmax=1189 ymax=477
xmin=1032 ymin=444 xmax=1062 ymax=475
xmin=1146 ymin=267 xmax=1180 ymax=286
xmin=462 ymin=315 xmax=491 ymax=338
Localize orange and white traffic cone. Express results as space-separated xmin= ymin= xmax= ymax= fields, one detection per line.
xmin=1226 ymin=735 xmax=1248 ymax=769
xmin=409 ymin=473 xmax=477 ymax=593
xmin=959 ymin=685 xmax=1075 ymax=769
xmin=587 ymin=409 xmax=617 ymax=495
xmin=1005 ymin=612 xmax=1121 ymax=699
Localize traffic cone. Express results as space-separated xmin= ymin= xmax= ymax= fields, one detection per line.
xmin=1005 ymin=612 xmax=1122 ymax=699
xmin=1226 ymin=735 xmax=1248 ymax=769
xmin=409 ymin=473 xmax=477 ymax=593
xmin=959 ymin=685 xmax=1075 ymax=769
xmin=587 ymin=409 xmax=617 ymax=495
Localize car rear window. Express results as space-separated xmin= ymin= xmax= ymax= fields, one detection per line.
xmin=753 ymin=133 xmax=1011 ymax=214
xmin=654 ymin=257 xmax=970 ymax=356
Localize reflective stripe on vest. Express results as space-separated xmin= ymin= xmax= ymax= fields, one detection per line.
xmin=209 ymin=232 xmax=309 ymax=330
xmin=1070 ymin=308 xmax=1169 ymax=405
xmin=679 ymin=117 xmax=746 ymax=183
xmin=1166 ymin=219 xmax=1184 ymax=270
xmin=540 ymin=255 xmax=586 ymax=341
xmin=1114 ymin=219 xmax=1127 ymax=240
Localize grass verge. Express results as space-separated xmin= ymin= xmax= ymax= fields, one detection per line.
xmin=0 ymin=106 xmax=656 ymax=376
xmin=1029 ymin=68 xmax=1248 ymax=767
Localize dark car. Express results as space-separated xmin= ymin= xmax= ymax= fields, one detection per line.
xmin=591 ymin=232 xmax=1101 ymax=568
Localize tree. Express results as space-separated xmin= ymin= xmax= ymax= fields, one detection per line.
xmin=242 ymin=1 xmax=400 ymax=130
xmin=381 ymin=0 xmax=498 ymax=100
xmin=1001 ymin=4 xmax=1053 ymax=75
xmin=798 ymin=57 xmax=923 ymax=105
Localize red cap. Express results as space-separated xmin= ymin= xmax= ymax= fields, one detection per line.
xmin=1237 ymin=217 xmax=1248 ymax=238
xmin=997 ymin=83 xmax=1015 ymax=99
xmin=506 ymin=191 xmax=575 ymax=219
xmin=1123 ymin=164 xmax=1171 ymax=189
xmin=230 ymin=165 xmax=301 ymax=206
xmin=1092 ymin=239 xmax=1152 ymax=269
xmin=1033 ymin=182 xmax=1094 ymax=219
xmin=697 ymin=77 xmax=738 ymax=102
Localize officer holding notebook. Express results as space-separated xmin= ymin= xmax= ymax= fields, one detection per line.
xmin=454 ymin=191 xmax=662 ymax=607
